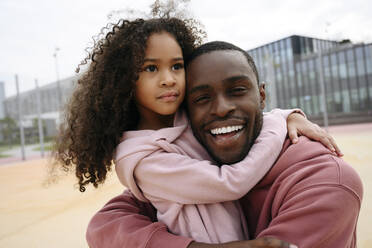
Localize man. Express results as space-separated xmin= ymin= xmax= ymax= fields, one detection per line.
xmin=86 ymin=41 xmax=363 ymax=248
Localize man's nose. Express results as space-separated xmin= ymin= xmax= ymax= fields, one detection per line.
xmin=211 ymin=95 xmax=236 ymax=117
xmin=159 ymin=70 xmax=176 ymax=87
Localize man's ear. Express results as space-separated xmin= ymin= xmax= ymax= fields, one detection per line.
xmin=259 ymin=83 xmax=266 ymax=109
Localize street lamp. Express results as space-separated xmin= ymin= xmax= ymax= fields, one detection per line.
xmin=53 ymin=47 xmax=62 ymax=109
xmin=317 ymin=23 xmax=331 ymax=131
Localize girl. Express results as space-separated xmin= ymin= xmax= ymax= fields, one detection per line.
xmin=54 ymin=17 xmax=340 ymax=243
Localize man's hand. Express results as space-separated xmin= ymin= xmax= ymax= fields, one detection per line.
xmin=188 ymin=237 xmax=297 ymax=248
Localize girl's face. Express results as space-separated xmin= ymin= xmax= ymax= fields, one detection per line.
xmin=135 ymin=32 xmax=185 ymax=126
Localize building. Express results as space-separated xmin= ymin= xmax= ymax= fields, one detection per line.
xmin=2 ymin=76 xmax=77 ymax=137
xmin=248 ymin=35 xmax=372 ymax=125
xmin=1 ymin=35 xmax=371 ymax=138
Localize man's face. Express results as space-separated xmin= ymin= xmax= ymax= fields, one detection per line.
xmin=186 ymin=50 xmax=265 ymax=164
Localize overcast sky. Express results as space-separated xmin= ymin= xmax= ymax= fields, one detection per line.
xmin=1 ymin=0 xmax=372 ymax=97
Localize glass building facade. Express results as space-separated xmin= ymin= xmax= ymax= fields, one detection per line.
xmin=3 ymin=76 xmax=76 ymax=121
xmin=248 ymin=35 xmax=372 ymax=125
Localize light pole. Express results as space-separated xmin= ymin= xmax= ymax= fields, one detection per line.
xmin=317 ymin=23 xmax=332 ymax=131
xmin=317 ymin=46 xmax=329 ymax=131
xmin=15 ymin=74 xmax=26 ymax=160
xmin=35 ymin=79 xmax=45 ymax=157
xmin=53 ymin=47 xmax=62 ymax=109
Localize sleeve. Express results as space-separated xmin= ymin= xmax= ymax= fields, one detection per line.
xmin=128 ymin=109 xmax=291 ymax=204
xmin=267 ymin=108 xmax=306 ymax=119
xmin=86 ymin=190 xmax=193 ymax=248
xmin=256 ymin=158 xmax=363 ymax=248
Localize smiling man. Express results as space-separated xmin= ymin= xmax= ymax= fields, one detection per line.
xmin=186 ymin=47 xmax=265 ymax=165
xmin=86 ymin=41 xmax=362 ymax=248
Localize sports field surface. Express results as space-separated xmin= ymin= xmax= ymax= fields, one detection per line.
xmin=0 ymin=123 xmax=371 ymax=247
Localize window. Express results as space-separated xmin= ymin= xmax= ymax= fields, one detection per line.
xmin=342 ymin=90 xmax=351 ymax=113
xmin=346 ymin=50 xmax=356 ymax=78
xmin=296 ymin=63 xmax=304 ymax=109
xmin=286 ymin=38 xmax=292 ymax=59
xmin=356 ymin=47 xmax=366 ymax=76
xmin=338 ymin=51 xmax=347 ymax=79
xmin=365 ymin=45 xmax=372 ymax=74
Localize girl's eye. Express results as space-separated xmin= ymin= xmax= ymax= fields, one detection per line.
xmin=144 ymin=65 xmax=157 ymax=72
xmin=172 ymin=63 xmax=184 ymax=71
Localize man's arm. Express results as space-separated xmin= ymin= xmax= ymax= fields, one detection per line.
xmin=86 ymin=190 xmax=296 ymax=248
xmin=116 ymin=109 xmax=288 ymax=204
xmin=86 ymin=190 xmax=193 ymax=248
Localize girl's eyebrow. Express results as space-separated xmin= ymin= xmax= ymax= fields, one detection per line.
xmin=143 ymin=57 xmax=184 ymax=62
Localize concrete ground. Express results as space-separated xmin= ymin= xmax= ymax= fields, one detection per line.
xmin=0 ymin=123 xmax=371 ymax=247
xmin=0 ymin=143 xmax=50 ymax=166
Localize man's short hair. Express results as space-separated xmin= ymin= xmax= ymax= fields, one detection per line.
xmin=185 ymin=41 xmax=260 ymax=84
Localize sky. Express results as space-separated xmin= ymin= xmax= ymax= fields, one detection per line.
xmin=1 ymin=0 xmax=372 ymax=97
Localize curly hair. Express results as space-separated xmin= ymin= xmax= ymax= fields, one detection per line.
xmin=53 ymin=17 xmax=203 ymax=192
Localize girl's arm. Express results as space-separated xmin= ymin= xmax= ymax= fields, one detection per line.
xmin=118 ymin=109 xmax=288 ymax=204
xmin=117 ymin=109 xmax=340 ymax=205
xmin=286 ymin=112 xmax=342 ymax=156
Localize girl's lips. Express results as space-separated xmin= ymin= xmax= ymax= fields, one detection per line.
xmin=158 ymin=91 xmax=179 ymax=98
xmin=158 ymin=91 xmax=179 ymax=102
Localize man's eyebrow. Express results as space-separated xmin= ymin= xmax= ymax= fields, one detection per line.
xmin=188 ymin=85 xmax=210 ymax=95
xmin=222 ymin=75 xmax=250 ymax=84
xmin=143 ymin=57 xmax=184 ymax=62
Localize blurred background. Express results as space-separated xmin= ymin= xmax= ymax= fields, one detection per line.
xmin=0 ymin=0 xmax=371 ymax=247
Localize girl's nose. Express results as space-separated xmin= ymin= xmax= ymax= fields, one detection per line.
xmin=160 ymin=70 xmax=176 ymax=87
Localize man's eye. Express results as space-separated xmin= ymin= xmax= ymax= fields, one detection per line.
xmin=230 ymin=87 xmax=247 ymax=95
xmin=194 ymin=95 xmax=210 ymax=104
xmin=144 ymin=65 xmax=157 ymax=72
xmin=172 ymin=63 xmax=184 ymax=70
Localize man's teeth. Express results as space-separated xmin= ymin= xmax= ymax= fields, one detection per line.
xmin=210 ymin=125 xmax=243 ymax=135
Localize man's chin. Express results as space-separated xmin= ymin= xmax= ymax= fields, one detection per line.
xmin=213 ymin=155 xmax=245 ymax=166
xmin=207 ymin=146 xmax=251 ymax=165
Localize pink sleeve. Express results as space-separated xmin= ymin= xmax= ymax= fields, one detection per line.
xmin=268 ymin=108 xmax=306 ymax=119
xmin=86 ymin=190 xmax=193 ymax=248
xmin=130 ymin=109 xmax=293 ymax=204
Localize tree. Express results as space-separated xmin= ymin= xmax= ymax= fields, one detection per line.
xmin=150 ymin=0 xmax=191 ymax=19
xmin=106 ymin=0 xmax=207 ymax=42
xmin=0 ymin=117 xmax=19 ymax=146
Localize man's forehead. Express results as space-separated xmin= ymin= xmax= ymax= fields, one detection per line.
xmin=189 ymin=50 xmax=248 ymax=70
xmin=186 ymin=50 xmax=255 ymax=90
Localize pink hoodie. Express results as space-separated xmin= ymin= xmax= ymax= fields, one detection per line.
xmin=87 ymin=137 xmax=363 ymax=248
xmin=114 ymin=109 xmax=295 ymax=243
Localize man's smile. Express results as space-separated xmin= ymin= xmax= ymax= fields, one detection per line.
xmin=207 ymin=126 xmax=246 ymax=148
xmin=210 ymin=125 xmax=244 ymax=135
xmin=203 ymin=119 xmax=248 ymax=148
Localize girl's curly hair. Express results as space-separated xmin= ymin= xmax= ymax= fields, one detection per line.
xmin=53 ymin=17 xmax=204 ymax=192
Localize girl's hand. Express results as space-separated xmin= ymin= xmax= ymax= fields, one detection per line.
xmin=287 ymin=113 xmax=343 ymax=157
